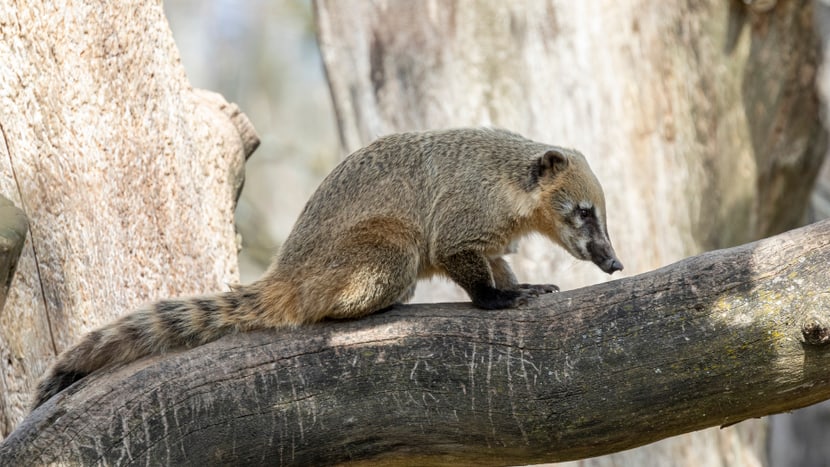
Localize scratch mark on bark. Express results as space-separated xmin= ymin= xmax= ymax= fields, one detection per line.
xmin=171 ymin=403 xmax=187 ymax=462
xmin=119 ymin=413 xmax=133 ymax=464
xmin=487 ymin=328 xmax=495 ymax=441
xmin=266 ymin=398 xmax=278 ymax=465
xmin=141 ymin=406 xmax=152 ymax=462
xmin=506 ymin=346 xmax=528 ymax=443
xmin=291 ymin=379 xmax=305 ymax=443
xmin=469 ymin=343 xmax=476 ymax=411
xmin=160 ymin=398 xmax=171 ymax=465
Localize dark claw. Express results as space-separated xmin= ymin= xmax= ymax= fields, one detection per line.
xmin=472 ymin=283 xmax=560 ymax=310
xmin=517 ymin=283 xmax=560 ymax=295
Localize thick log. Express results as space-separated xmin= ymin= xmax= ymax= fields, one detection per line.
xmin=1 ymin=219 xmax=829 ymax=466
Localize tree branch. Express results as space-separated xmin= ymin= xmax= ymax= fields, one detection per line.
xmin=2 ymin=219 xmax=830 ymax=466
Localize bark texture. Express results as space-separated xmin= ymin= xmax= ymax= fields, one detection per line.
xmin=315 ymin=0 xmax=825 ymax=464
xmin=0 ymin=1 xmax=258 ymax=435
xmin=1 ymin=219 xmax=829 ymax=466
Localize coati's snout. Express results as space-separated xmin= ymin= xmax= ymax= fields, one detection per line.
xmin=599 ymin=256 xmax=624 ymax=274
xmin=534 ymin=149 xmax=622 ymax=275
xmin=588 ymin=239 xmax=623 ymax=274
xmin=559 ymin=207 xmax=623 ymax=275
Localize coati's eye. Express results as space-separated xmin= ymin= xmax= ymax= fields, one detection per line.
xmin=577 ymin=207 xmax=592 ymax=219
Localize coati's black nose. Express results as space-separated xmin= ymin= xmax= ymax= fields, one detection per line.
xmin=601 ymin=258 xmax=624 ymax=274
xmin=588 ymin=240 xmax=623 ymax=274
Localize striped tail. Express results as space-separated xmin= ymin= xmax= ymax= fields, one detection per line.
xmin=31 ymin=287 xmax=266 ymax=410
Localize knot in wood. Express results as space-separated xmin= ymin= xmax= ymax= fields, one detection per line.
xmin=801 ymin=319 xmax=830 ymax=346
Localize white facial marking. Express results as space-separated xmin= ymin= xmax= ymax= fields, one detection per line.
xmin=577 ymin=237 xmax=589 ymax=258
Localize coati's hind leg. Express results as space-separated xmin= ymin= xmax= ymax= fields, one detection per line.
xmin=299 ymin=218 xmax=420 ymax=322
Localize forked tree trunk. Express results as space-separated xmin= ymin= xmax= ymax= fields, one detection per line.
xmin=314 ymin=0 xmax=826 ymax=465
xmin=0 ymin=1 xmax=258 ymax=436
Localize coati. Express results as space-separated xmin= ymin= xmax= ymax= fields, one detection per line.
xmin=32 ymin=127 xmax=622 ymax=409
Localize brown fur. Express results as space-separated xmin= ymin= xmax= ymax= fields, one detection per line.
xmin=32 ymin=127 xmax=621 ymax=409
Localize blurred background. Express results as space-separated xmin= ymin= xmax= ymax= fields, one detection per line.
xmin=165 ymin=1 xmax=830 ymax=465
xmin=165 ymin=0 xmax=338 ymax=284
xmin=165 ymin=0 xmax=473 ymax=302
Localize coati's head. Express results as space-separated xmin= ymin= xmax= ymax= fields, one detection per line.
xmin=530 ymin=148 xmax=623 ymax=274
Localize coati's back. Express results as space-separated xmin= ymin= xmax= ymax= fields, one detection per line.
xmin=275 ymin=127 xmax=549 ymax=270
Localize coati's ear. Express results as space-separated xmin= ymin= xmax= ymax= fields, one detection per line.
xmin=538 ymin=149 xmax=569 ymax=178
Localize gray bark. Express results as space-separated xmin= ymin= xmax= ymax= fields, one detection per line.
xmin=1 ymin=218 xmax=829 ymax=466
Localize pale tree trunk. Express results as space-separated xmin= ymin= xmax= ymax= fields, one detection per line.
xmin=314 ymin=0 xmax=825 ymax=465
xmin=0 ymin=1 xmax=258 ymax=436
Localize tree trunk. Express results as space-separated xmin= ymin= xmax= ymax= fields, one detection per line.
xmin=2 ymin=218 xmax=829 ymax=466
xmin=0 ymin=1 xmax=258 ymax=436
xmin=314 ymin=0 xmax=825 ymax=464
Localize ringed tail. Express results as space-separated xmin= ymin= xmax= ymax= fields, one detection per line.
xmin=32 ymin=285 xmax=277 ymax=410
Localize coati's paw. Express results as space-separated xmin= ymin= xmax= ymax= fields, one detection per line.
xmin=517 ymin=283 xmax=559 ymax=295
xmin=472 ymin=287 xmax=525 ymax=310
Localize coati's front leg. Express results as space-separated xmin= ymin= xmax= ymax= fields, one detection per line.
xmin=442 ymin=251 xmax=554 ymax=309
xmin=489 ymin=256 xmax=560 ymax=296
xmin=488 ymin=256 xmax=519 ymax=290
